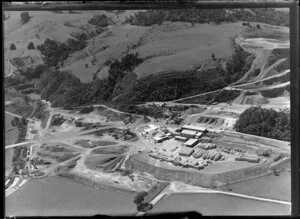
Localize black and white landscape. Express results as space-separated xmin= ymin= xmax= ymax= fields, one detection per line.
xmin=4 ymin=6 xmax=291 ymax=216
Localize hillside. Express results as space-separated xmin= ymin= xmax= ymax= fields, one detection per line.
xmin=4 ymin=9 xmax=290 ymax=109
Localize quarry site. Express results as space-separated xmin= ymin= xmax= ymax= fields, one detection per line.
xmin=4 ymin=5 xmax=291 ymax=216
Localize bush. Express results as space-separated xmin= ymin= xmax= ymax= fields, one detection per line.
xmin=126 ymin=8 xmax=289 ymax=27
xmin=88 ymin=14 xmax=109 ymax=27
xmin=133 ymin=191 xmax=148 ymax=205
xmin=20 ymin=12 xmax=30 ymax=24
xmin=79 ymin=106 xmax=94 ymax=114
xmin=27 ymin=42 xmax=35 ymax=50
xmin=37 ymin=38 xmax=87 ymax=66
xmin=20 ymin=64 xmax=49 ymax=80
xmin=10 ymin=43 xmax=16 ymax=50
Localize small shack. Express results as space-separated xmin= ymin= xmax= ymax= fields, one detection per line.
xmin=180 ymin=129 xmax=197 ymax=139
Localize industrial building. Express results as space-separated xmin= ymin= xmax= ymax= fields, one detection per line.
xmin=179 ymin=147 xmax=195 ymax=157
xmin=180 ymin=129 xmax=197 ymax=138
xmin=181 ymin=125 xmax=208 ymax=133
xmin=184 ymin=139 xmax=199 ymax=147
xmin=175 ymin=136 xmax=187 ymax=141
xmin=153 ymin=135 xmax=168 ymax=143
xmin=195 ymin=132 xmax=203 ymax=138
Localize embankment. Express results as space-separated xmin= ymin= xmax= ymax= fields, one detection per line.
xmin=131 ymin=155 xmax=274 ymax=188
xmin=56 ymin=171 xmax=137 ymax=195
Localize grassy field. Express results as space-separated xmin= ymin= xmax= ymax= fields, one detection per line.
xmin=134 ymin=22 xmax=245 ymax=79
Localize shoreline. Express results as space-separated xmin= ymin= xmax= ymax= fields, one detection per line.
xmin=54 ymin=173 xmax=137 ymax=195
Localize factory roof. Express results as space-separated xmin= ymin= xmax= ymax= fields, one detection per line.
xmin=181 ymin=129 xmax=197 ymax=135
xmin=175 ymin=136 xmax=187 ymax=140
xmin=182 ymin=125 xmax=207 ymax=132
xmin=153 ymin=135 xmax=168 ymax=141
xmin=184 ymin=138 xmax=198 ymax=146
xmin=179 ymin=147 xmax=194 ymax=155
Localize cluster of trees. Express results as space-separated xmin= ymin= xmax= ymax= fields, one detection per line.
xmin=12 ymin=146 xmax=28 ymax=174
xmin=108 ymin=53 xmax=143 ymax=87
xmin=260 ymin=86 xmax=290 ymax=98
xmin=11 ymin=116 xmax=27 ymax=128
xmin=10 ymin=43 xmax=16 ymax=50
xmin=19 ymin=64 xmax=49 ymax=80
xmin=126 ymin=8 xmax=289 ymax=27
xmin=121 ymin=66 xmax=233 ymax=103
xmin=32 ymin=43 xmax=252 ymax=107
xmin=226 ymin=46 xmax=254 ymax=84
xmin=113 ymin=103 xmax=164 ymax=119
xmin=20 ymin=12 xmax=30 ymax=24
xmin=72 ymin=28 xmax=104 ymax=41
xmin=234 ymin=107 xmax=290 ymax=141
xmin=242 ymin=22 xmax=261 ymax=29
xmin=27 ymin=42 xmax=35 ymax=50
xmin=133 ymin=191 xmax=153 ymax=212
xmin=37 ymin=38 xmax=87 ymax=66
xmin=37 ymin=69 xmax=85 ymax=107
xmin=32 ymin=100 xmax=47 ymax=120
xmin=88 ymin=14 xmax=109 ymax=27
xmin=11 ymin=117 xmax=28 ymax=144
xmin=79 ymin=106 xmax=94 ymax=114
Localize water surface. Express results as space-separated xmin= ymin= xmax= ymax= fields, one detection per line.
xmin=5 ymin=177 xmax=137 ymax=216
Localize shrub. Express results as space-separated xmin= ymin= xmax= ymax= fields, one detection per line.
xmin=79 ymin=106 xmax=94 ymax=114
xmin=20 ymin=12 xmax=30 ymax=24
xmin=88 ymin=14 xmax=109 ymax=27
xmin=27 ymin=42 xmax=35 ymax=50
xmin=10 ymin=43 xmax=16 ymax=50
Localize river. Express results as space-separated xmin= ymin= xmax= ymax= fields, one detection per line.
xmin=149 ymin=192 xmax=290 ymax=216
xmin=5 ymin=177 xmax=137 ymax=217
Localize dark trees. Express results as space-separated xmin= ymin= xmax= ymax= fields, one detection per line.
xmin=133 ymin=191 xmax=148 ymax=205
xmin=234 ymin=107 xmax=290 ymax=141
xmin=88 ymin=14 xmax=109 ymax=27
xmin=10 ymin=43 xmax=16 ymax=50
xmin=20 ymin=12 xmax=30 ymax=24
xmin=27 ymin=42 xmax=35 ymax=50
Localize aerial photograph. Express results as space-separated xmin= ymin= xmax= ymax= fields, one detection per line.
xmin=4 ymin=2 xmax=291 ymax=216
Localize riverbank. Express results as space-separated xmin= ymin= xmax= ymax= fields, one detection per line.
xmin=149 ymin=192 xmax=290 ymax=215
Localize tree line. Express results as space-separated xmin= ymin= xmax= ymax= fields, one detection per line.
xmin=125 ymin=8 xmax=289 ymax=27
xmin=234 ymin=107 xmax=290 ymax=141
